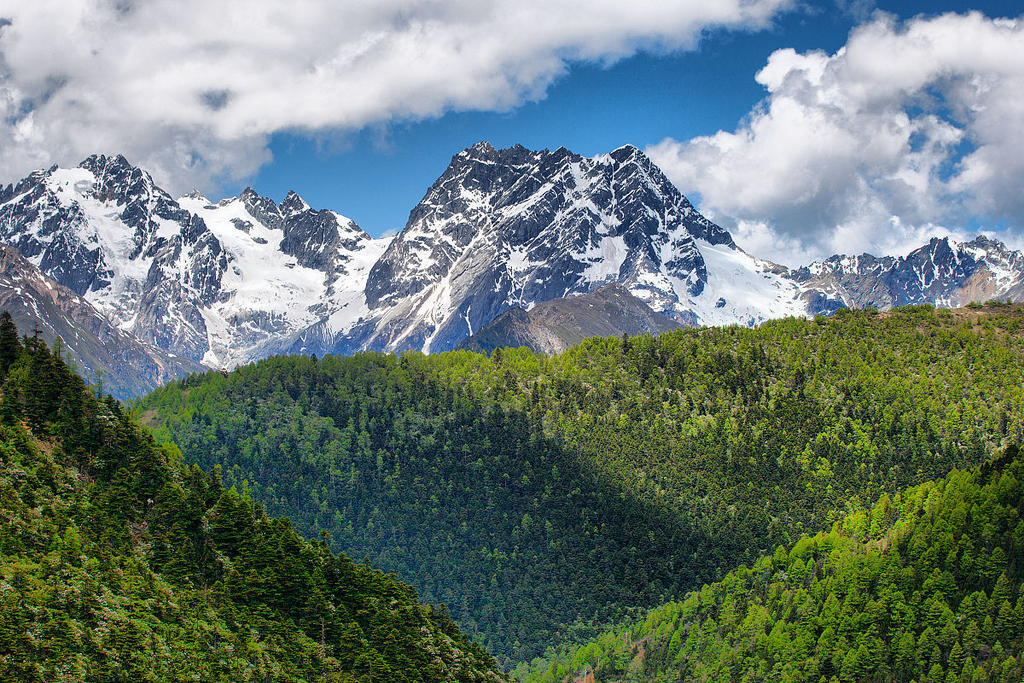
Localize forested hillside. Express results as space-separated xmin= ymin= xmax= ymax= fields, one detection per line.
xmin=138 ymin=303 xmax=1024 ymax=665
xmin=0 ymin=312 xmax=506 ymax=682
xmin=516 ymin=445 xmax=1023 ymax=683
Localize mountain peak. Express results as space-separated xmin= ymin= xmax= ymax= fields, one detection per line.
xmin=71 ymin=152 xmax=169 ymax=210
xmin=456 ymin=141 xmax=546 ymax=167
xmin=77 ymin=153 xmax=134 ymax=177
xmin=467 ymin=140 xmax=496 ymax=154
xmin=607 ymin=143 xmax=655 ymax=169
xmin=365 ymin=141 xmax=758 ymax=350
xmin=611 ymin=143 xmax=642 ymax=156
xmin=281 ymin=189 xmax=311 ymax=216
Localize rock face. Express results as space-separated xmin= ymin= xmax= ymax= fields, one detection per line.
xmin=345 ymin=142 xmax=807 ymax=353
xmin=0 ymin=155 xmax=388 ymax=369
xmin=175 ymin=188 xmax=387 ymax=365
xmin=456 ymin=283 xmax=683 ymax=355
xmin=0 ymin=154 xmax=226 ymax=362
xmin=791 ymin=236 xmax=1024 ymax=310
xmin=0 ymin=244 xmax=205 ymax=399
xmin=2 ymin=144 xmax=1024 ymax=387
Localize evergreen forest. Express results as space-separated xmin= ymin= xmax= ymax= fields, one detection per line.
xmin=515 ymin=445 xmax=1023 ymax=683
xmin=136 ymin=303 xmax=1024 ymax=666
xmin=0 ymin=312 xmax=507 ymax=682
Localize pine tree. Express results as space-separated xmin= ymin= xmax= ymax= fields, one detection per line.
xmin=0 ymin=311 xmax=18 ymax=376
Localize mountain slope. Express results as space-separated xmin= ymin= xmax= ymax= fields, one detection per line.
xmin=176 ymin=189 xmax=389 ymax=364
xmin=456 ymin=283 xmax=683 ymax=354
xmin=517 ymin=445 xmax=1024 ymax=683
xmin=0 ymin=244 xmax=205 ymax=399
xmin=0 ymin=314 xmax=506 ymax=681
xmin=138 ymin=303 xmax=1024 ymax=665
xmin=0 ymin=155 xmax=390 ymax=368
xmin=340 ymin=142 xmax=810 ymax=354
xmin=139 ymin=351 xmax=702 ymax=667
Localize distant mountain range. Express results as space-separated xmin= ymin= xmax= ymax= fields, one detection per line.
xmin=790 ymin=235 xmax=1024 ymax=309
xmin=1 ymin=144 xmax=1022 ymax=396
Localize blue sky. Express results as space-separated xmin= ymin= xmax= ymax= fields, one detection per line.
xmin=243 ymin=0 xmax=1024 ymax=263
xmin=2 ymin=0 xmax=1023 ymax=264
xmin=247 ymin=6 xmax=865 ymax=236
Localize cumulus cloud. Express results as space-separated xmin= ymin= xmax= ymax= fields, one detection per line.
xmin=647 ymin=11 xmax=1024 ymax=265
xmin=0 ymin=0 xmax=790 ymax=193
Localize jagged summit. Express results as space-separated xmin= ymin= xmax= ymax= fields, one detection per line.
xmin=78 ymin=151 xmax=132 ymax=169
xmin=463 ymin=140 xmax=497 ymax=155
xmin=0 ymin=157 xmax=387 ymax=369
xmin=281 ymin=189 xmax=312 ymax=216
xmin=0 ymin=154 xmax=227 ymax=360
xmin=356 ymin=140 xmax=792 ymax=353
xmin=175 ymin=185 xmax=385 ymax=365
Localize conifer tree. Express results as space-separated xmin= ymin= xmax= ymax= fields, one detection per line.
xmin=0 ymin=311 xmax=18 ymax=376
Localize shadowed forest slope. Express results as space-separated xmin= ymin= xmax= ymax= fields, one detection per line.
xmin=517 ymin=445 xmax=1023 ymax=683
xmin=139 ymin=303 xmax=1024 ymax=664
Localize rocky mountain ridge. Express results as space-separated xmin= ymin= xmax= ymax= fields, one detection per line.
xmin=792 ymin=235 xmax=1024 ymax=309
xmin=0 ymin=244 xmax=205 ymax=398
xmin=355 ymin=143 xmax=795 ymax=350
xmin=292 ymin=141 xmax=814 ymax=357
xmin=0 ymin=154 xmax=388 ymax=368
xmin=0 ymin=154 xmax=224 ymax=362
xmin=1 ymin=144 xmax=1023 ymax=396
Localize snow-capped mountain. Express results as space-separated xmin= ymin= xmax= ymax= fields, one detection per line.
xmin=791 ymin=236 xmax=1024 ymax=310
xmin=0 ymin=155 xmax=388 ymax=368
xmin=333 ymin=142 xmax=810 ymax=354
xmin=175 ymin=188 xmax=388 ymax=365
xmin=0 ymin=244 xmax=205 ymax=399
xmin=0 ymin=154 xmax=225 ymax=362
xmin=2 ymin=143 xmax=1023 ymax=395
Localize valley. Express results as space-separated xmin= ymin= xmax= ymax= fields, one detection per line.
xmin=517 ymin=442 xmax=1023 ymax=682
xmin=1 ymin=144 xmax=1022 ymax=681
xmin=1 ymin=299 xmax=1021 ymax=680
xmin=136 ymin=302 xmax=1024 ymax=674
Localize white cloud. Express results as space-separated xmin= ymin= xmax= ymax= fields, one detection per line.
xmin=647 ymin=11 xmax=1024 ymax=266
xmin=0 ymin=0 xmax=791 ymax=194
